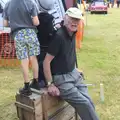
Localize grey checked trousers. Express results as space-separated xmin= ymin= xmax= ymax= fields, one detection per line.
xmin=53 ymin=69 xmax=99 ymax=120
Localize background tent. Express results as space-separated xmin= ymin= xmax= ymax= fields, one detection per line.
xmin=63 ymin=0 xmax=77 ymax=9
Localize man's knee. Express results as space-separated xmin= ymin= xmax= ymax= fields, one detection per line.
xmin=67 ymin=96 xmax=94 ymax=110
xmin=82 ymin=99 xmax=93 ymax=108
xmin=62 ymin=94 xmax=92 ymax=108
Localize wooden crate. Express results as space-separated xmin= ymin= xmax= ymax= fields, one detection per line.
xmin=15 ymin=90 xmax=43 ymax=120
xmin=48 ymin=105 xmax=75 ymax=120
xmin=15 ymin=88 xmax=76 ymax=120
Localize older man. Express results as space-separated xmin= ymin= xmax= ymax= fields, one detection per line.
xmin=43 ymin=7 xmax=99 ymax=120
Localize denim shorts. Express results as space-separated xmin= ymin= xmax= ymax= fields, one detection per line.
xmin=14 ymin=28 xmax=40 ymax=60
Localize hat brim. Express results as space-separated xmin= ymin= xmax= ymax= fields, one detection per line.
xmin=66 ymin=13 xmax=84 ymax=20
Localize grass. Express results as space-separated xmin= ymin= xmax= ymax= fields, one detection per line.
xmin=0 ymin=8 xmax=120 ymax=120
xmin=77 ymin=8 xmax=120 ymax=120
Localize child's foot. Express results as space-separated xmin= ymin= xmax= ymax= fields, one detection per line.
xmin=30 ymin=78 xmax=40 ymax=90
xmin=19 ymin=87 xmax=32 ymax=96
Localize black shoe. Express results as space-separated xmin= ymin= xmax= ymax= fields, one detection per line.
xmin=30 ymin=79 xmax=40 ymax=90
xmin=19 ymin=87 xmax=32 ymax=96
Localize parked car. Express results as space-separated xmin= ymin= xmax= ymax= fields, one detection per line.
xmin=89 ymin=1 xmax=108 ymax=14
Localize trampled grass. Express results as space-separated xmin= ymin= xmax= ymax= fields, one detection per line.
xmin=0 ymin=8 xmax=120 ymax=120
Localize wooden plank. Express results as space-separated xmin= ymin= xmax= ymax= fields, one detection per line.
xmin=48 ymin=104 xmax=69 ymax=119
xmin=42 ymin=94 xmax=49 ymax=120
xmin=49 ymin=105 xmax=75 ymax=120
xmin=15 ymin=89 xmax=76 ymax=120
xmin=35 ymin=113 xmax=43 ymax=120
xmin=47 ymin=101 xmax=68 ymax=117
xmin=15 ymin=102 xmax=34 ymax=112
xmin=33 ymin=96 xmax=43 ymax=114
xmin=69 ymin=116 xmax=75 ymax=120
xmin=15 ymin=91 xmax=43 ymax=120
xmin=21 ymin=109 xmax=34 ymax=120
xmin=16 ymin=93 xmax=34 ymax=107
xmin=31 ymin=88 xmax=44 ymax=95
xmin=42 ymin=91 xmax=64 ymax=110
xmin=41 ymin=92 xmax=69 ymax=119
xmin=16 ymin=106 xmax=23 ymax=119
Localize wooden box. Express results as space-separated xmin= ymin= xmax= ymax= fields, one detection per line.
xmin=15 ymin=88 xmax=76 ymax=120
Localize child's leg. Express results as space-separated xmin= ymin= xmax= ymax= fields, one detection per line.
xmin=29 ymin=56 xmax=39 ymax=80
xmin=14 ymin=29 xmax=32 ymax=95
xmin=21 ymin=58 xmax=29 ymax=83
xmin=27 ymin=29 xmax=40 ymax=90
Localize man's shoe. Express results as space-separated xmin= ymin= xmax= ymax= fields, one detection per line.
xmin=30 ymin=79 xmax=40 ymax=90
xmin=19 ymin=87 xmax=32 ymax=96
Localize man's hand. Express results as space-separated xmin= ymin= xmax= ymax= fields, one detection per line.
xmin=48 ymin=84 xmax=60 ymax=96
xmin=3 ymin=20 xmax=9 ymax=27
xmin=76 ymin=68 xmax=85 ymax=80
xmin=76 ymin=68 xmax=83 ymax=73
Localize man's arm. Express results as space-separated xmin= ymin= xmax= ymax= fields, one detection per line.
xmin=32 ymin=16 xmax=39 ymax=26
xmin=43 ymin=53 xmax=60 ymax=96
xmin=43 ymin=34 xmax=62 ymax=96
xmin=43 ymin=53 xmax=54 ymax=83
xmin=30 ymin=2 xmax=40 ymax=26
xmin=43 ymin=34 xmax=61 ymax=80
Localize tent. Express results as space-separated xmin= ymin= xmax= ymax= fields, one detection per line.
xmin=63 ymin=0 xmax=77 ymax=10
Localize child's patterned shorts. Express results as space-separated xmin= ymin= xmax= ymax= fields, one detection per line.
xmin=14 ymin=29 xmax=40 ymax=60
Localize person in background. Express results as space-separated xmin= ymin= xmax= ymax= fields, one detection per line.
xmin=3 ymin=0 xmax=40 ymax=95
xmin=0 ymin=3 xmax=3 ymax=13
xmin=116 ymin=0 xmax=120 ymax=8
xmin=43 ymin=7 xmax=99 ymax=120
xmin=110 ymin=0 xmax=114 ymax=7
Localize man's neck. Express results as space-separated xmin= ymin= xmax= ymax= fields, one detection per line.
xmin=66 ymin=27 xmax=74 ymax=37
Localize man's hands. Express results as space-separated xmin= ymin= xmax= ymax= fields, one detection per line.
xmin=48 ymin=84 xmax=60 ymax=96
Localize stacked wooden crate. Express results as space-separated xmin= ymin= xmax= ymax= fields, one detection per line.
xmin=15 ymin=88 xmax=76 ymax=120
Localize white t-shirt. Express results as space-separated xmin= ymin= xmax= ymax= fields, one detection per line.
xmin=48 ymin=0 xmax=65 ymax=25
xmin=34 ymin=0 xmax=65 ymax=25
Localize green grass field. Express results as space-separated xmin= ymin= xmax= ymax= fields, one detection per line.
xmin=0 ymin=8 xmax=120 ymax=120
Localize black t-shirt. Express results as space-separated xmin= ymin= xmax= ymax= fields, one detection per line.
xmin=47 ymin=26 xmax=76 ymax=75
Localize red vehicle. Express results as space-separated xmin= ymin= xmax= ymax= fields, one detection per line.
xmin=89 ymin=1 xmax=108 ymax=14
